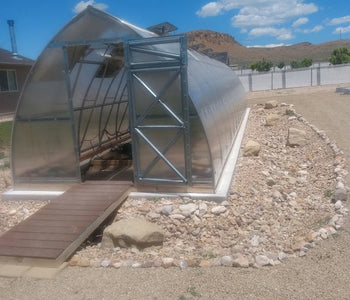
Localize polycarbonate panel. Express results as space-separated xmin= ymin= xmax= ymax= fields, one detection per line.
xmin=187 ymin=50 xmax=246 ymax=187
xmin=11 ymin=6 xmax=246 ymax=192
xmin=12 ymin=120 xmax=78 ymax=182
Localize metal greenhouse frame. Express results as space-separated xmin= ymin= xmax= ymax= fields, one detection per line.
xmin=7 ymin=6 xmax=247 ymax=199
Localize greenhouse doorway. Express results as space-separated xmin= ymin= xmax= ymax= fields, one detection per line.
xmin=71 ymin=36 xmax=190 ymax=186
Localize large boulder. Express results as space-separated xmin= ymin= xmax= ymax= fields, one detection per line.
xmin=287 ymin=128 xmax=307 ymax=147
xmin=101 ymin=218 xmax=164 ymax=249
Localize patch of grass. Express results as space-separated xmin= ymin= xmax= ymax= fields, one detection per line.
xmin=187 ymin=286 xmax=201 ymax=298
xmin=324 ymin=190 xmax=333 ymax=198
xmin=0 ymin=121 xmax=12 ymax=148
xmin=201 ymin=252 xmax=217 ymax=259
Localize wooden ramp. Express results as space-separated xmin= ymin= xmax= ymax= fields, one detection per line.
xmin=0 ymin=181 xmax=132 ymax=266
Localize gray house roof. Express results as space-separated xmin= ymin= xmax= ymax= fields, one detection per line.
xmin=0 ymin=48 xmax=34 ymax=66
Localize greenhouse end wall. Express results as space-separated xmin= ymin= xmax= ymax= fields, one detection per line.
xmin=11 ymin=6 xmax=246 ymax=194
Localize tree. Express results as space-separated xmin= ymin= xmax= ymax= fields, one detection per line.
xmin=277 ymin=62 xmax=285 ymax=69
xmin=290 ymin=58 xmax=313 ymax=69
xmin=329 ymin=47 xmax=350 ymax=65
xmin=301 ymin=58 xmax=313 ymax=67
xmin=249 ymin=59 xmax=273 ymax=72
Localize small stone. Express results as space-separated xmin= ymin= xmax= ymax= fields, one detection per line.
xmin=292 ymin=239 xmax=306 ymax=251
xmin=278 ymin=252 xmax=288 ymax=261
xmin=100 ymin=259 xmax=110 ymax=268
xmin=243 ymin=140 xmax=261 ymax=157
xmin=334 ymin=200 xmax=343 ymax=210
xmin=179 ymin=260 xmax=188 ymax=270
xmin=199 ymin=260 xmax=212 ymax=268
xmin=287 ymin=128 xmax=307 ymax=147
xmin=9 ymin=209 xmax=16 ymax=216
xmin=179 ymin=203 xmax=198 ymax=214
xmin=334 ymin=187 xmax=347 ymax=202
xmin=221 ymin=200 xmax=230 ymax=207
xmin=221 ymin=255 xmax=233 ymax=267
xmin=198 ymin=203 xmax=208 ymax=214
xmin=162 ymin=257 xmax=174 ymax=268
xmin=171 ymin=214 xmax=186 ymax=220
xmin=265 ymin=114 xmax=280 ymax=126
xmin=255 ymin=255 xmax=272 ymax=267
xmin=232 ymin=254 xmax=250 ymax=268
xmin=250 ymin=235 xmax=260 ymax=247
xmin=264 ymin=100 xmax=278 ymax=109
xmin=69 ymin=255 xmax=80 ymax=266
xmin=77 ymin=257 xmax=90 ymax=267
xmin=112 ymin=262 xmax=122 ymax=269
xmin=132 ymin=262 xmax=142 ymax=268
xmin=161 ymin=205 xmax=173 ymax=216
xmin=211 ymin=206 xmax=227 ymax=215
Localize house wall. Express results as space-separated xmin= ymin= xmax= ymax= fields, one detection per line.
xmin=0 ymin=64 xmax=31 ymax=114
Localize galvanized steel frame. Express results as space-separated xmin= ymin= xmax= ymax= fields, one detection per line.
xmin=50 ymin=40 xmax=131 ymax=167
xmin=124 ymin=35 xmax=191 ymax=185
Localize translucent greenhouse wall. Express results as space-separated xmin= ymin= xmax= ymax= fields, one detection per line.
xmin=11 ymin=6 xmax=246 ymax=193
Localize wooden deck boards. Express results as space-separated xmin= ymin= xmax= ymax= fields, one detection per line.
xmin=0 ymin=181 xmax=132 ymax=263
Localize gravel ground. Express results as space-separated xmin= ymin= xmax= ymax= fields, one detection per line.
xmin=1 ymin=85 xmax=350 ymax=300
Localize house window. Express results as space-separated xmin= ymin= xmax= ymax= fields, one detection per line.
xmin=0 ymin=70 xmax=18 ymax=92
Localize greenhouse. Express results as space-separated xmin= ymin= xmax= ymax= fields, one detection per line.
xmin=9 ymin=6 xmax=247 ymax=198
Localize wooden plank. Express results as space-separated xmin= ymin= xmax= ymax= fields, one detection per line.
xmin=10 ymin=225 xmax=85 ymax=234
xmin=0 ymin=232 xmax=77 ymax=242
xmin=55 ymin=185 xmax=130 ymax=263
xmin=37 ymin=209 xmax=102 ymax=216
xmin=0 ymin=246 xmax=62 ymax=259
xmin=10 ymin=219 xmax=93 ymax=228
xmin=0 ymin=181 xmax=132 ymax=261
xmin=0 ymin=238 xmax=68 ymax=249
xmin=27 ymin=214 xmax=95 ymax=222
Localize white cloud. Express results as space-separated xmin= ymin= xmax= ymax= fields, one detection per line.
xmin=293 ymin=17 xmax=309 ymax=27
xmin=302 ymin=25 xmax=323 ymax=33
xmin=247 ymin=43 xmax=287 ymax=48
xmin=73 ymin=0 xmax=108 ymax=14
xmin=196 ymin=2 xmax=224 ymax=17
xmin=328 ymin=16 xmax=350 ymax=26
xmin=249 ymin=27 xmax=294 ymax=40
xmin=197 ymin=0 xmax=318 ymax=29
xmin=333 ymin=25 xmax=350 ymax=35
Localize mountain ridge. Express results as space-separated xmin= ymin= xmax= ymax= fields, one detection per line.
xmin=186 ymin=30 xmax=350 ymax=67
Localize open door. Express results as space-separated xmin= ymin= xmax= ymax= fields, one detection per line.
xmin=124 ymin=35 xmax=191 ymax=186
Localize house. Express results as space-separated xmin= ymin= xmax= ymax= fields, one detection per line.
xmin=0 ymin=48 xmax=33 ymax=114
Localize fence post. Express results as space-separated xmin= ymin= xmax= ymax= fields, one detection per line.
xmin=282 ymin=70 xmax=286 ymax=89
xmin=248 ymin=74 xmax=252 ymax=91
xmin=317 ymin=63 xmax=321 ymax=86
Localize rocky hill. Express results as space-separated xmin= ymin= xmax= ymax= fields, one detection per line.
xmin=187 ymin=30 xmax=350 ymax=67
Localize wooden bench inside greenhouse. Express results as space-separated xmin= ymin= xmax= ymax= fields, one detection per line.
xmin=0 ymin=181 xmax=132 ymax=266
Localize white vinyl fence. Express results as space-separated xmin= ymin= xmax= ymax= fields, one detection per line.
xmin=237 ymin=63 xmax=350 ymax=91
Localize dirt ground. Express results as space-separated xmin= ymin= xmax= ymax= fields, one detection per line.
xmin=1 ymin=85 xmax=350 ymax=300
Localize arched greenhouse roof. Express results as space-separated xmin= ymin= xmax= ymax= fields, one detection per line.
xmin=11 ymin=6 xmax=246 ymax=194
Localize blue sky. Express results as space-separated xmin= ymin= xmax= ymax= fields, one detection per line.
xmin=1 ymin=0 xmax=350 ymax=59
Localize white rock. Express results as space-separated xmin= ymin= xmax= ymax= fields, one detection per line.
xmin=334 ymin=200 xmax=343 ymax=210
xmin=112 ymin=262 xmax=122 ymax=269
xmin=171 ymin=214 xmax=186 ymax=220
xmin=221 ymin=255 xmax=233 ymax=266
xmin=179 ymin=203 xmax=198 ymax=214
xmin=250 ymin=235 xmax=260 ymax=247
xmin=255 ymin=255 xmax=272 ymax=267
xmin=162 ymin=257 xmax=174 ymax=268
xmin=9 ymin=209 xmax=16 ymax=216
xmin=198 ymin=203 xmax=208 ymax=215
xmin=100 ymin=259 xmax=110 ymax=268
xmin=161 ymin=205 xmax=173 ymax=216
xmin=211 ymin=206 xmax=227 ymax=215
